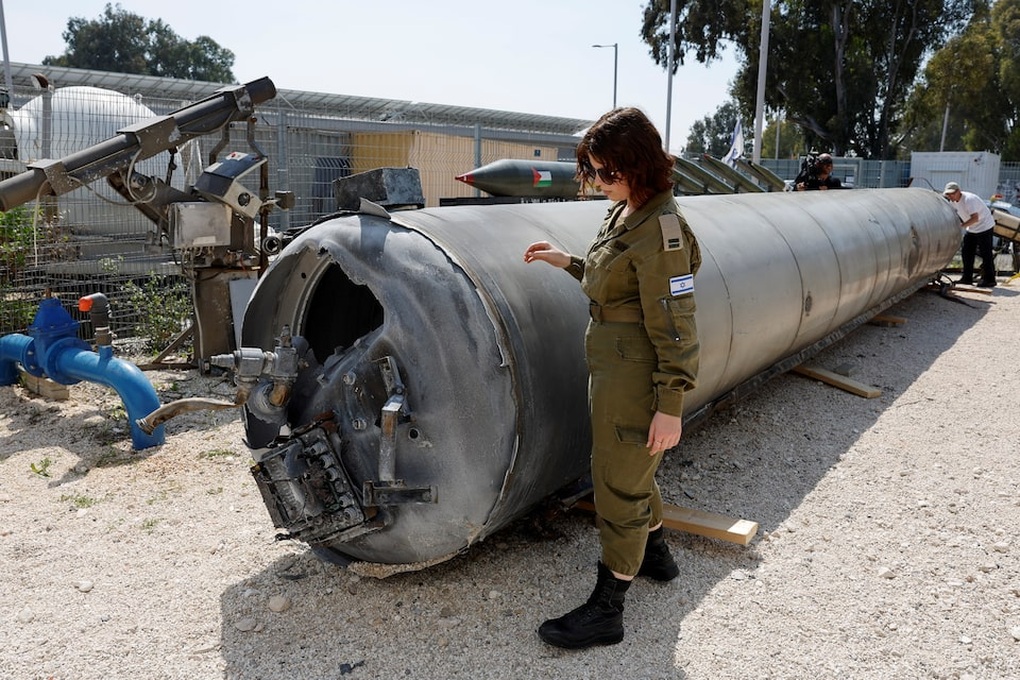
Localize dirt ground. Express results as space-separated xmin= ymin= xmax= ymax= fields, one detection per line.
xmin=1 ymin=279 xmax=1018 ymax=680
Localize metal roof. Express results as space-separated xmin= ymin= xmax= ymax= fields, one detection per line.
xmin=7 ymin=62 xmax=593 ymax=136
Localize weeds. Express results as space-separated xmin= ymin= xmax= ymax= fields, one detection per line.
xmin=123 ymin=273 xmax=193 ymax=352
xmin=198 ymin=448 xmax=236 ymax=459
xmin=30 ymin=457 xmax=52 ymax=477
xmin=60 ymin=493 xmax=97 ymax=509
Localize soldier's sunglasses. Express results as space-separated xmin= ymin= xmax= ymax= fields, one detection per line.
xmin=583 ymin=167 xmax=620 ymax=184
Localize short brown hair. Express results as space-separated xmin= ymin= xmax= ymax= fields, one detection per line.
xmin=576 ymin=107 xmax=675 ymax=208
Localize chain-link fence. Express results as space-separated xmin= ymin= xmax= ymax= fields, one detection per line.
xmin=0 ymin=71 xmax=585 ymax=341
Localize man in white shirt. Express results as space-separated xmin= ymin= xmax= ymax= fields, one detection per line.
xmin=943 ymin=181 xmax=997 ymax=287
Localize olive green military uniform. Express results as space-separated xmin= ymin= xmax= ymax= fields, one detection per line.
xmin=565 ymin=189 xmax=701 ymax=577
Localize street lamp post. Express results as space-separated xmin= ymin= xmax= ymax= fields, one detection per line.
xmin=592 ymin=43 xmax=618 ymax=109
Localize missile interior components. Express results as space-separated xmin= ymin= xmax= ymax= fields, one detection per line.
xmin=232 ymin=188 xmax=960 ymax=568
xmin=455 ymin=158 xmax=580 ymax=198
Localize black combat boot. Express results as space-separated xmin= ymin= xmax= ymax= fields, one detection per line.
xmin=637 ymin=526 xmax=680 ymax=581
xmin=538 ymin=562 xmax=630 ymax=649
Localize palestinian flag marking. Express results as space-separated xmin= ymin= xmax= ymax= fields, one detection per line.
xmin=532 ymin=169 xmax=552 ymax=187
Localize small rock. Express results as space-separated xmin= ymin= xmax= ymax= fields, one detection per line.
xmin=978 ymin=564 xmax=997 ymax=573
xmin=1010 ymin=626 xmax=1020 ymax=641
xmin=877 ymin=567 xmax=896 ymax=579
xmin=267 ymin=595 xmax=291 ymax=612
xmin=488 ymin=590 xmax=501 ymax=600
xmin=992 ymin=542 xmax=1009 ymax=553
xmin=76 ymin=580 xmax=94 ymax=593
xmin=234 ymin=617 xmax=258 ymax=632
xmin=15 ymin=608 xmax=34 ymax=624
xmin=959 ymin=635 xmax=972 ymax=644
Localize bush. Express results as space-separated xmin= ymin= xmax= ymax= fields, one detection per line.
xmin=123 ymin=274 xmax=193 ymax=352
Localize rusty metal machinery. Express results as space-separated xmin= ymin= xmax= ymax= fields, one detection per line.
xmin=221 ymin=188 xmax=960 ymax=568
xmin=0 ymin=77 xmax=290 ymax=365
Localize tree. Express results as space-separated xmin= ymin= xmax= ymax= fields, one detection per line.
xmin=901 ymin=2 xmax=1020 ymax=159
xmin=761 ymin=117 xmax=807 ymax=159
xmin=684 ymin=101 xmax=746 ymax=156
xmin=43 ymin=3 xmax=235 ymax=83
xmin=640 ymin=0 xmax=973 ymax=159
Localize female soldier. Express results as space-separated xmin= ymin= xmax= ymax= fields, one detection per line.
xmin=523 ymin=107 xmax=700 ymax=649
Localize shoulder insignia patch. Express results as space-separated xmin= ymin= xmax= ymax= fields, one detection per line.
xmin=669 ymin=274 xmax=694 ymax=296
xmin=659 ymin=213 xmax=684 ymax=251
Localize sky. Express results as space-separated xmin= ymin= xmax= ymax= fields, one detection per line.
xmin=0 ymin=0 xmax=740 ymax=153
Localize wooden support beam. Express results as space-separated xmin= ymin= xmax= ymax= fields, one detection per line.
xmin=952 ymin=284 xmax=993 ymax=295
xmin=18 ymin=368 xmax=70 ymax=401
xmin=573 ymin=499 xmax=758 ymax=546
xmin=792 ymin=364 xmax=881 ymax=398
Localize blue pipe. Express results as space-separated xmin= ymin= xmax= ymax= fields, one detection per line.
xmin=0 ymin=296 xmax=165 ymax=450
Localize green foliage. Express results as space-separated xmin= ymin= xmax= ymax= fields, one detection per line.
xmin=761 ymin=118 xmax=807 ymax=160
xmin=60 ymin=493 xmax=98 ymax=508
xmin=30 ymin=457 xmax=52 ymax=477
xmin=0 ymin=206 xmax=41 ymax=332
xmin=123 ymin=273 xmax=193 ymax=352
xmin=901 ymin=0 xmax=1020 ymax=160
xmin=641 ymin=0 xmax=973 ymax=159
xmin=42 ymin=3 xmax=235 ymax=82
xmin=0 ymin=206 xmax=36 ymax=278
xmin=684 ymin=101 xmax=745 ymax=157
xmin=198 ymin=448 xmax=236 ymax=459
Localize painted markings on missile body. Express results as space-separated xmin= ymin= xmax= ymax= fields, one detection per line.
xmin=532 ymin=169 xmax=552 ymax=187
xmin=669 ymin=274 xmax=694 ymax=296
xmin=659 ymin=214 xmax=684 ymax=251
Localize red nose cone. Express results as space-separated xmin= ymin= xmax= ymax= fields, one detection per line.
xmin=455 ymin=172 xmax=475 ymax=185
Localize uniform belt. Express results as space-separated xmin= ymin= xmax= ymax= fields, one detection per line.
xmin=589 ymin=303 xmax=643 ymax=323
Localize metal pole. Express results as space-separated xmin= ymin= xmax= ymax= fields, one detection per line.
xmin=0 ymin=0 xmax=13 ymax=99
xmin=774 ymin=111 xmax=781 ymax=160
xmin=752 ymin=0 xmax=771 ymax=163
xmin=592 ymin=43 xmax=618 ymax=109
xmin=612 ymin=43 xmax=618 ymax=109
xmin=665 ymin=0 xmax=677 ymax=151
xmin=940 ymin=103 xmax=950 ymax=152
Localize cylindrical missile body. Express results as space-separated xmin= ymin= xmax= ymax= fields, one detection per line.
xmin=240 ymin=188 xmax=960 ymax=566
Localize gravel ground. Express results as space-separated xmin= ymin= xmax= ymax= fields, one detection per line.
xmin=1 ymin=280 xmax=1018 ymax=680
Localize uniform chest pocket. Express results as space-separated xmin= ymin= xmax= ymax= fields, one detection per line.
xmin=588 ymin=242 xmax=632 ymax=273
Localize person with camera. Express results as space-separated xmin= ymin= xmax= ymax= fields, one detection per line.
xmin=794 ymin=153 xmax=842 ymax=191
xmin=943 ymin=181 xmax=997 ymax=288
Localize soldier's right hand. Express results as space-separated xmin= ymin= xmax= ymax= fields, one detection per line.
xmin=523 ymin=241 xmax=570 ymax=269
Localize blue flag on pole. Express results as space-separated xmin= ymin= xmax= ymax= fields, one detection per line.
xmin=724 ymin=120 xmax=744 ymax=167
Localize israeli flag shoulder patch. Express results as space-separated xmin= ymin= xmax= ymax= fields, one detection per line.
xmin=669 ymin=273 xmax=694 ymax=296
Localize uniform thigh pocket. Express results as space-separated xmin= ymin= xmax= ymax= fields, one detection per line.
xmin=615 ymin=335 xmax=656 ymax=362
xmin=614 ymin=426 xmax=647 ymax=445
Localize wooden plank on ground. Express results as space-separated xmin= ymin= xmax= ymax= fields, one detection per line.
xmin=573 ymin=499 xmax=758 ymax=546
xmin=18 ymin=368 xmax=70 ymax=401
xmin=792 ymin=364 xmax=881 ymax=399
xmin=952 ymin=284 xmax=993 ymax=295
